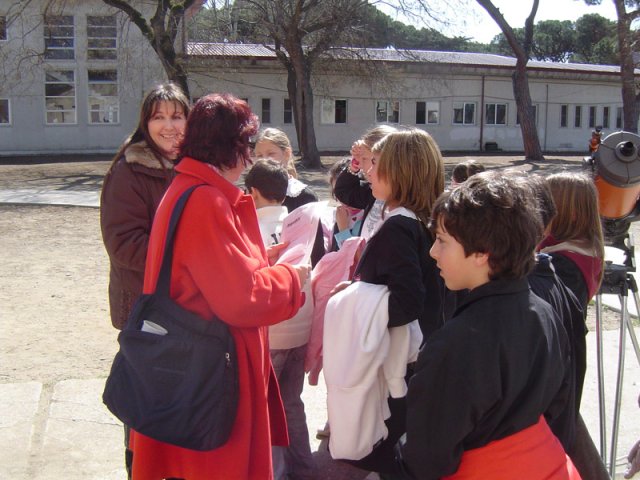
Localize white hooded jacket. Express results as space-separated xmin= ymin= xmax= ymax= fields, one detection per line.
xmin=323 ymin=281 xmax=422 ymax=460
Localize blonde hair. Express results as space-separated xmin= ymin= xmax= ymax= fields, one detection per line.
xmin=361 ymin=124 xmax=398 ymax=149
xmin=372 ymin=128 xmax=445 ymax=225
xmin=545 ymin=171 xmax=604 ymax=262
xmin=254 ymin=127 xmax=298 ymax=178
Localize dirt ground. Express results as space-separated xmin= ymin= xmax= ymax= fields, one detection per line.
xmin=0 ymin=153 xmax=632 ymax=387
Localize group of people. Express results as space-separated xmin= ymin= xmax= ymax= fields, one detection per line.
xmin=99 ymin=81 xmax=614 ymax=480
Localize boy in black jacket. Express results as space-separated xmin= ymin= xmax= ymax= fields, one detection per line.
xmin=396 ymin=171 xmax=578 ymax=479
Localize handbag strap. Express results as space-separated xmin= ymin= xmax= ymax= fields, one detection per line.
xmin=155 ymin=184 xmax=205 ymax=297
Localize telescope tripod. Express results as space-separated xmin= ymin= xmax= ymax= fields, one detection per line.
xmin=594 ymin=263 xmax=640 ymax=478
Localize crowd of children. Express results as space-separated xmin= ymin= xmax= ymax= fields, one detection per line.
xmin=243 ymin=123 xmax=608 ymax=480
xmin=110 ymin=93 xmax=612 ymax=478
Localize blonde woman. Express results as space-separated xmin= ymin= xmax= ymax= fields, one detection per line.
xmin=254 ymin=127 xmax=318 ymax=212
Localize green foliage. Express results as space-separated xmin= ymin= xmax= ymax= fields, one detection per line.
xmin=187 ymin=3 xmax=621 ymax=65
xmin=533 ymin=20 xmax=575 ymax=62
xmin=572 ymin=13 xmax=618 ymax=64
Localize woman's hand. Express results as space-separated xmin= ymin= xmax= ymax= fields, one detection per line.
xmin=293 ymin=264 xmax=311 ymax=286
xmin=266 ymin=242 xmax=289 ymax=266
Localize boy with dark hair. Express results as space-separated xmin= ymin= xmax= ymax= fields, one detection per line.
xmin=396 ymin=171 xmax=579 ymax=479
xmin=244 ymin=158 xmax=289 ymax=247
xmin=245 ymin=158 xmax=288 ymax=204
xmin=245 ymin=158 xmax=317 ymax=479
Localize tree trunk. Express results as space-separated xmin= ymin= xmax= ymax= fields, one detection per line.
xmin=286 ymin=65 xmax=303 ymax=151
xmin=156 ymin=41 xmax=190 ymax=96
xmin=614 ymin=0 xmax=639 ymax=133
xmin=101 ymin=0 xmax=191 ymax=97
xmin=513 ymin=63 xmax=544 ymax=160
xmin=476 ymin=0 xmax=544 ymax=160
xmin=287 ymin=48 xmax=321 ymax=169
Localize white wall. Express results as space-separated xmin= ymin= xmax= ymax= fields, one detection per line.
xmin=189 ymin=63 xmax=624 ymax=154
xmin=0 ymin=0 xmax=166 ymax=156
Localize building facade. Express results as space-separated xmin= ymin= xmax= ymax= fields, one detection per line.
xmin=0 ymin=1 xmax=636 ymax=156
xmin=0 ymin=1 xmax=165 ymax=156
xmin=186 ymin=44 xmax=633 ymax=154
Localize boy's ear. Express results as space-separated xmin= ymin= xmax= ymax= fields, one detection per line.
xmin=472 ymin=251 xmax=490 ymax=267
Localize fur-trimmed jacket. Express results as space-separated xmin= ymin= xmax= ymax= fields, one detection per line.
xmin=100 ymin=141 xmax=174 ymax=329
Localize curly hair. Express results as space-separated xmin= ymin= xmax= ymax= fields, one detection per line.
xmin=180 ymin=93 xmax=259 ymax=170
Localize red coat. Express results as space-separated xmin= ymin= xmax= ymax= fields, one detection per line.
xmin=129 ymin=157 xmax=303 ymax=480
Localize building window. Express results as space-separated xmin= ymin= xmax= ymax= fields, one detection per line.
xmin=88 ymin=70 xmax=118 ymax=124
xmin=574 ymin=106 xmax=582 ymax=128
xmin=45 ymin=70 xmax=76 ymax=124
xmin=485 ymin=103 xmax=507 ymax=125
xmin=0 ymin=16 xmax=7 ymax=41
xmin=616 ymin=107 xmax=623 ymax=129
xmin=0 ymin=99 xmax=10 ymax=124
xmin=589 ymin=106 xmax=597 ymax=128
xmin=321 ymin=98 xmax=347 ymax=124
xmin=284 ymin=98 xmax=292 ymax=124
xmin=87 ymin=15 xmax=117 ymax=60
xmin=416 ymin=101 xmax=439 ymax=124
xmin=453 ymin=102 xmax=475 ymax=125
xmin=376 ymin=100 xmax=399 ymax=124
xmin=44 ymin=15 xmax=74 ymax=60
xmin=261 ymin=98 xmax=271 ymax=124
xmin=603 ymin=106 xmax=610 ymax=129
xmin=516 ymin=105 xmax=538 ymax=125
xmin=560 ymin=105 xmax=568 ymax=127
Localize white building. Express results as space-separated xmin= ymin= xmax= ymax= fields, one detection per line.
xmin=187 ymin=43 xmax=635 ymax=154
xmin=0 ymin=0 xmax=636 ymax=156
xmin=0 ymin=1 xmax=165 ymax=156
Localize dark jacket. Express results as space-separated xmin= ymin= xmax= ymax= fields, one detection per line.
xmin=400 ymin=278 xmax=571 ymax=479
xmin=333 ymin=165 xmax=375 ymax=236
xmin=354 ymin=213 xmax=445 ymax=339
xmin=100 ymin=141 xmax=174 ymax=329
xmin=283 ymin=186 xmax=317 ymax=212
xmin=529 ymin=253 xmax=585 ymax=453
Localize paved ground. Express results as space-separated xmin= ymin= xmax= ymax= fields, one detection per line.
xmin=1 ymin=153 xmax=640 ymax=479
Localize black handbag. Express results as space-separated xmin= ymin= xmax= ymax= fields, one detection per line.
xmin=103 ymin=184 xmax=239 ymax=451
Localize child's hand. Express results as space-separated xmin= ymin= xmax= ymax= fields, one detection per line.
xmin=350 ymin=140 xmax=370 ymax=172
xmin=329 ymin=281 xmax=352 ymax=297
xmin=350 ymin=139 xmax=366 ymax=157
xmin=335 ymin=205 xmax=351 ymax=231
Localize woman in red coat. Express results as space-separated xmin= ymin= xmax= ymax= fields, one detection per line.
xmin=128 ymin=93 xmax=310 ymax=480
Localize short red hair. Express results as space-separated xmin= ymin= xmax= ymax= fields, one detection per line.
xmin=179 ymin=93 xmax=259 ymax=170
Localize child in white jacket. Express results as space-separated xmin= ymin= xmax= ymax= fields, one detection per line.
xmin=244 ymin=159 xmax=316 ymax=480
